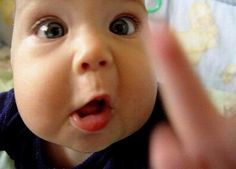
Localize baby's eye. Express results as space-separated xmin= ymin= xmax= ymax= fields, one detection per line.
xmin=35 ymin=19 xmax=67 ymax=39
xmin=109 ymin=16 xmax=138 ymax=36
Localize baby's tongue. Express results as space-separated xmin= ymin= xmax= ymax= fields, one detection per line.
xmin=71 ymin=99 xmax=110 ymax=132
xmin=78 ymin=100 xmax=104 ymax=118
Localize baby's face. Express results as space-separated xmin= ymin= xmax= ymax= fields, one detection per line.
xmin=11 ymin=0 xmax=157 ymax=153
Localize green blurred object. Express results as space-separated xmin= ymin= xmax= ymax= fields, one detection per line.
xmin=0 ymin=151 xmax=14 ymax=169
xmin=146 ymin=0 xmax=162 ymax=13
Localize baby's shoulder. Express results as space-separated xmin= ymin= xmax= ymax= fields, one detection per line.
xmin=0 ymin=89 xmax=19 ymax=134
xmin=0 ymin=89 xmax=15 ymax=116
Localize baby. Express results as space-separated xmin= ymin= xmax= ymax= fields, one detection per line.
xmin=0 ymin=0 xmax=164 ymax=168
xmin=2 ymin=0 xmax=236 ymax=168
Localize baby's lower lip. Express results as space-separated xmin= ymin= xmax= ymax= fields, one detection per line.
xmin=70 ymin=101 xmax=111 ymax=132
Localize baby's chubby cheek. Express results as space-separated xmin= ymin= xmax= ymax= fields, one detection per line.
xmin=115 ymin=60 xmax=158 ymax=138
xmin=11 ymin=56 xmax=72 ymax=138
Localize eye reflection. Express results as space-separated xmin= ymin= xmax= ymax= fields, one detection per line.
xmin=36 ymin=20 xmax=67 ymax=39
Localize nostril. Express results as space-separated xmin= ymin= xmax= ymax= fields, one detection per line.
xmin=80 ymin=60 xmax=107 ymax=71
xmin=99 ymin=60 xmax=107 ymax=67
xmin=82 ymin=63 xmax=90 ymax=70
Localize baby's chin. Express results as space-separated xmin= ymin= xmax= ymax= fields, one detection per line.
xmin=44 ymin=134 xmax=117 ymax=155
xmin=65 ymin=129 xmax=139 ymax=154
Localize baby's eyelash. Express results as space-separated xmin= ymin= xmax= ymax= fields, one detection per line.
xmin=118 ymin=13 xmax=142 ymax=29
xmin=31 ymin=16 xmax=64 ymax=33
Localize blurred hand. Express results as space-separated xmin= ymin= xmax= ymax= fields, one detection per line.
xmin=149 ymin=23 xmax=236 ymax=169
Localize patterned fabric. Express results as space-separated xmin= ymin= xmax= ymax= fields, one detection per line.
xmin=152 ymin=0 xmax=236 ymax=117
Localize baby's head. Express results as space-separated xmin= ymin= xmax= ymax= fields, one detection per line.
xmin=11 ymin=0 xmax=158 ymax=154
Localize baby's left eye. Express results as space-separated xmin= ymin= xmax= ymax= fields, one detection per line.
xmin=109 ymin=16 xmax=138 ymax=36
xmin=35 ymin=20 xmax=67 ymax=39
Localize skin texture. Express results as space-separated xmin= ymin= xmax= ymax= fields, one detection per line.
xmin=11 ymin=0 xmax=157 ymax=167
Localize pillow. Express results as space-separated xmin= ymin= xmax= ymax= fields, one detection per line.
xmin=152 ymin=0 xmax=236 ymax=117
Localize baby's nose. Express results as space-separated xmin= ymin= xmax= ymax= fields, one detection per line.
xmin=72 ymin=38 xmax=114 ymax=73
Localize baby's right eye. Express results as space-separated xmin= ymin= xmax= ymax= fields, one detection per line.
xmin=34 ymin=19 xmax=67 ymax=39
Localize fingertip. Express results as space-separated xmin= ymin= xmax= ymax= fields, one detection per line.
xmin=148 ymin=21 xmax=187 ymax=84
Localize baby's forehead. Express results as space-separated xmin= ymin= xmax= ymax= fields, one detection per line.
xmin=15 ymin=0 xmax=144 ymax=6
xmin=14 ymin=0 xmax=145 ymax=15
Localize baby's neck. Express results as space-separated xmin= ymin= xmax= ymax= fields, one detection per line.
xmin=43 ymin=142 xmax=92 ymax=168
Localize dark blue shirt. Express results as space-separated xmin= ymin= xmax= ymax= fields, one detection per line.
xmin=0 ymin=89 xmax=164 ymax=169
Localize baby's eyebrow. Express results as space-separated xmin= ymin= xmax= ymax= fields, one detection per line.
xmin=123 ymin=0 xmax=146 ymax=11
xmin=125 ymin=0 xmax=145 ymax=6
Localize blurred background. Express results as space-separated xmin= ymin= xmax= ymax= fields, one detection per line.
xmin=0 ymin=0 xmax=13 ymax=92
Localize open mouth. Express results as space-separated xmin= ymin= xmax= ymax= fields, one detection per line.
xmin=70 ymin=95 xmax=112 ymax=132
xmin=77 ymin=96 xmax=111 ymax=118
